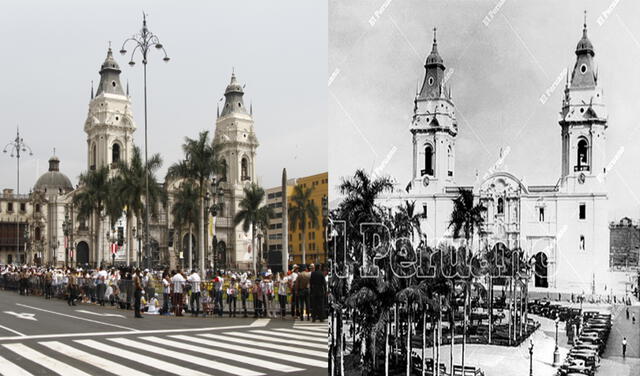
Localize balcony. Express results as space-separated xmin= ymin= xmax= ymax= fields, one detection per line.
xmin=420 ymin=169 xmax=433 ymax=176
xmin=574 ymin=165 xmax=590 ymax=172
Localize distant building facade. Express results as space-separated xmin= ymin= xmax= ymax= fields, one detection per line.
xmin=609 ymin=217 xmax=640 ymax=270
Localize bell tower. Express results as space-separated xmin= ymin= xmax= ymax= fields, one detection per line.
xmin=213 ymin=72 xmax=259 ymax=269
xmin=410 ymin=28 xmax=457 ymax=193
xmin=559 ymin=13 xmax=607 ymax=193
xmin=84 ymin=47 xmax=136 ymax=174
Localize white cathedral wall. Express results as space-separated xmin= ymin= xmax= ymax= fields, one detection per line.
xmin=553 ymin=195 xmax=609 ymax=294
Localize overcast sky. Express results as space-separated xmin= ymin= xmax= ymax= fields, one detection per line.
xmin=329 ymin=0 xmax=640 ymax=220
xmin=0 ymin=0 xmax=327 ymax=192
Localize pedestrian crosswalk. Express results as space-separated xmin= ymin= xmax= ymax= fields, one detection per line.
xmin=0 ymin=325 xmax=328 ymax=376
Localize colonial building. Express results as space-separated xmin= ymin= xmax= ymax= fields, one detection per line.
xmin=379 ymin=19 xmax=611 ymax=294
xmin=609 ymin=217 xmax=640 ymax=270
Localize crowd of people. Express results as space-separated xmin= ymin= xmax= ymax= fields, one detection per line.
xmin=0 ymin=263 xmax=328 ymax=321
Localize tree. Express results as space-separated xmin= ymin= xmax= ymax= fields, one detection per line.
xmin=289 ymin=184 xmax=319 ymax=265
xmin=167 ymin=130 xmax=223 ymax=275
xmin=448 ymin=188 xmax=486 ymax=371
xmin=171 ymin=182 xmax=199 ymax=271
xmin=73 ymin=166 xmax=111 ymax=267
xmin=234 ymin=183 xmax=273 ymax=275
xmin=392 ymin=200 xmax=422 ymax=241
xmin=111 ymin=145 xmax=164 ymax=266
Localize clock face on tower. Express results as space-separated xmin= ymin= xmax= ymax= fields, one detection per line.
xmin=427 ymin=76 xmax=434 ymax=86
xmin=422 ymin=175 xmax=430 ymax=187
xmin=578 ymin=173 xmax=586 ymax=184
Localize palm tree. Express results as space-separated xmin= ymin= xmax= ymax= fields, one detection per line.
xmin=167 ymin=130 xmax=223 ymax=275
xmin=171 ymin=182 xmax=199 ymax=271
xmin=112 ymin=146 xmax=164 ymax=266
xmin=289 ymin=184 xmax=319 ymax=265
xmin=448 ymin=188 xmax=486 ymax=372
xmin=234 ymin=183 xmax=273 ymax=275
xmin=392 ymin=201 xmax=422 ymax=241
xmin=73 ymin=166 xmax=111 ymax=266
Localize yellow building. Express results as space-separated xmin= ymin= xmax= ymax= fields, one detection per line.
xmin=288 ymin=172 xmax=328 ymax=267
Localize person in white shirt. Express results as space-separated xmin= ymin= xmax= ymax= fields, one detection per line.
xmin=162 ymin=272 xmax=171 ymax=315
xmin=213 ymin=271 xmax=225 ymax=317
xmin=187 ymin=270 xmax=201 ymax=316
xmin=96 ymin=267 xmax=108 ymax=306
xmin=240 ymin=272 xmax=251 ymax=317
xmin=171 ymin=270 xmax=186 ymax=316
xmin=290 ymin=265 xmax=300 ymax=317
xmin=146 ymin=293 xmax=160 ymax=315
xmin=277 ymin=273 xmax=289 ymax=319
xmin=261 ymin=271 xmax=275 ymax=318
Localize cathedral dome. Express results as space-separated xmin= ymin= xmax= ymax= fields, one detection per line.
xmin=224 ymin=72 xmax=244 ymax=95
xmin=575 ymin=14 xmax=595 ymax=57
xmin=34 ymin=156 xmax=73 ymax=193
xmin=425 ymin=28 xmax=444 ymax=68
xmin=101 ymin=48 xmax=121 ymax=72
xmin=425 ymin=44 xmax=444 ymax=67
xmin=575 ymin=31 xmax=594 ymax=56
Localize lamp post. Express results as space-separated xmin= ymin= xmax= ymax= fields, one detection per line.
xmin=528 ymin=339 xmax=534 ymax=376
xmin=208 ymin=178 xmax=225 ymax=274
xmin=23 ymin=226 xmax=30 ymax=265
xmin=553 ymin=317 xmax=560 ymax=366
xmin=62 ymin=207 xmax=71 ymax=268
xmin=120 ymin=13 xmax=170 ymax=271
xmin=3 ymin=126 xmax=33 ymax=265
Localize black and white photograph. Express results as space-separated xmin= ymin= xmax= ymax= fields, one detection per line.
xmin=329 ymin=0 xmax=640 ymax=375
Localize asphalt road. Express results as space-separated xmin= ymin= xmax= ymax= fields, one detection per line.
xmin=600 ymin=304 xmax=640 ymax=375
xmin=0 ymin=290 xmax=327 ymax=376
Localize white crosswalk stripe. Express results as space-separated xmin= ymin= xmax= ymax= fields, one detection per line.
xmin=0 ymin=354 xmax=34 ymax=376
xmin=141 ymin=336 xmax=303 ymax=373
xmin=40 ymin=341 xmax=152 ymax=376
xmin=75 ymin=339 xmax=213 ymax=376
xmin=251 ymin=329 xmax=327 ymax=342
xmin=2 ymin=343 xmax=92 ymax=376
xmin=104 ymin=337 xmax=263 ymax=376
xmin=190 ymin=333 xmax=327 ymax=368
xmin=0 ymin=327 xmax=327 ymax=375
xmin=274 ymin=327 xmax=328 ymax=336
xmin=199 ymin=333 xmax=328 ymax=357
xmin=225 ymin=330 xmax=328 ymax=349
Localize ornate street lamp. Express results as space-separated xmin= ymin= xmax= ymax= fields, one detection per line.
xmin=120 ymin=13 xmax=169 ymax=271
xmin=3 ymin=126 xmax=33 ymax=265
xmin=553 ymin=317 xmax=560 ymax=366
xmin=528 ymin=339 xmax=534 ymax=376
xmin=208 ymin=177 xmax=225 ymax=273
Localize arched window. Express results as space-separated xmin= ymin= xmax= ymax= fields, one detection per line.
xmin=497 ymin=197 xmax=504 ymax=214
xmin=34 ymin=227 xmax=41 ymax=241
xmin=241 ymin=157 xmax=249 ymax=181
xmin=423 ymin=145 xmax=434 ymax=176
xmin=220 ymin=159 xmax=228 ymax=182
xmin=112 ymin=143 xmax=121 ymax=164
xmin=579 ymin=235 xmax=585 ymax=250
xmin=91 ymin=143 xmax=97 ymax=170
xmin=577 ymin=138 xmax=589 ymax=170
xmin=447 ymin=145 xmax=453 ymax=177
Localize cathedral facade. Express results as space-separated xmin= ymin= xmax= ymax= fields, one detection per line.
xmin=379 ymin=21 xmax=610 ymax=294
xmin=1 ymin=48 xmax=259 ymax=271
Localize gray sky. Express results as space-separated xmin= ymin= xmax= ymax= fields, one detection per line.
xmin=0 ymin=0 xmax=327 ymax=192
xmin=329 ymin=0 xmax=640 ymax=220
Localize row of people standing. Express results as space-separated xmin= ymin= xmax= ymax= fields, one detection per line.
xmin=157 ymin=264 xmax=327 ymax=321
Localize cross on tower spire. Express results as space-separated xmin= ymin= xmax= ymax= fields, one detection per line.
xmin=433 ymin=27 xmax=437 ymax=43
